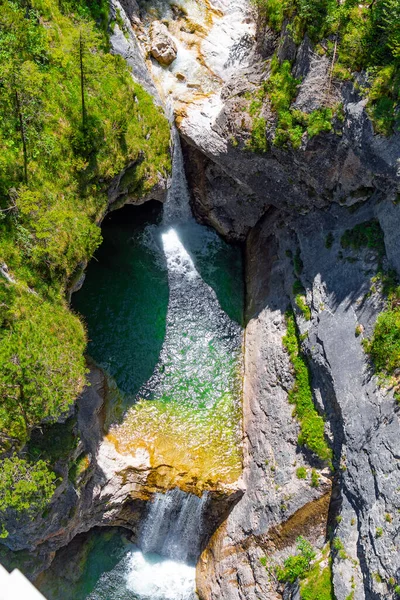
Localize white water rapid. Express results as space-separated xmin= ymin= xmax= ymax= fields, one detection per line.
xmin=87 ymin=550 xmax=197 ymax=600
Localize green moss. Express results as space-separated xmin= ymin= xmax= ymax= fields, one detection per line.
xmin=283 ymin=311 xmax=332 ymax=462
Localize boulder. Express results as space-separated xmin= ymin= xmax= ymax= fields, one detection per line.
xmin=149 ymin=21 xmax=177 ymax=66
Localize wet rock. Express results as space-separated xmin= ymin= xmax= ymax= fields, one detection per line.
xmin=149 ymin=21 xmax=177 ymax=66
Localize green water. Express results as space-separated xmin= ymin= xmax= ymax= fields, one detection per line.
xmin=41 ymin=193 xmax=245 ymax=600
xmin=72 ymin=201 xmax=244 ymax=414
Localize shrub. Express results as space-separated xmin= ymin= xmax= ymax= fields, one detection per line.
xmin=375 ymin=527 xmax=383 ymax=538
xmin=0 ymin=455 xmax=56 ymax=537
xmin=276 ymin=536 xmax=316 ymax=583
xmin=296 ymin=466 xmax=307 ymax=479
xmin=340 ymin=220 xmax=385 ymax=259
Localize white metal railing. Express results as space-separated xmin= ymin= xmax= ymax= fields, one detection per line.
xmin=0 ymin=564 xmax=46 ymax=600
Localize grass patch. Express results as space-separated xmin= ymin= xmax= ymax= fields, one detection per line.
xmin=283 ymin=310 xmax=332 ymax=462
xmin=300 ymin=562 xmax=333 ymax=600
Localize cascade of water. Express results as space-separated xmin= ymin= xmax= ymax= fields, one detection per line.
xmin=139 ymin=488 xmax=209 ymax=564
xmin=162 ymin=123 xmax=192 ymax=225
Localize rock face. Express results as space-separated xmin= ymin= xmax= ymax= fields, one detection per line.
xmin=195 ymin=198 xmax=400 ymax=600
xmin=180 ymin=34 xmax=400 ymax=241
xmin=149 ymin=21 xmax=177 ymax=66
xmin=197 ymin=211 xmax=332 ymax=599
xmin=174 ymin=7 xmax=400 ymax=600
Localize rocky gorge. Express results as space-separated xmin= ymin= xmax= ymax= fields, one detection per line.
xmin=1 ymin=0 xmax=400 ymax=599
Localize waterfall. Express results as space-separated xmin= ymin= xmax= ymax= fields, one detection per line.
xmin=140 ymin=488 xmax=209 ymax=564
xmin=163 ymin=123 xmax=192 ymax=224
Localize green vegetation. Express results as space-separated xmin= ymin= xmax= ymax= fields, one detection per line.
xmin=283 ymin=310 xmax=332 ymax=462
xmin=365 ymin=309 xmax=400 ymax=397
xmin=341 ymin=220 xmax=385 ymax=259
xmin=332 ymin=537 xmax=347 ymax=560
xmin=300 ymin=563 xmax=333 ymax=600
xmin=296 ymin=466 xmax=307 ymax=479
xmin=325 ymin=232 xmax=334 ymax=249
xmin=244 ymin=56 xmax=337 ymax=150
xmin=0 ymin=455 xmax=56 ymax=537
xmin=0 ymin=0 xmax=170 ymax=523
xmin=363 ymin=268 xmax=400 ymax=402
xmin=244 ymin=86 xmax=269 ymax=152
xmin=264 ymin=538 xmax=333 ymax=596
xmin=376 ymin=526 xmax=383 ymax=538
xmin=251 ymin=0 xmax=400 ymax=135
xmin=276 ymin=536 xmax=316 ymax=583
xmin=293 ymin=280 xmax=311 ymax=321
xmin=311 ymin=468 xmax=320 ymax=488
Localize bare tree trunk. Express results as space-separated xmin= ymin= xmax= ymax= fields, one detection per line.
xmin=79 ymin=31 xmax=86 ymax=132
xmin=15 ymin=90 xmax=28 ymax=184
xmin=327 ymin=38 xmax=338 ymax=100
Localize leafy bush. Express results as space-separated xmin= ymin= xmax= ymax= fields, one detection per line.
xmin=0 ymin=455 xmax=56 ymax=537
xmin=283 ymin=311 xmax=332 ymax=462
xmin=276 ymin=536 xmax=316 ymax=583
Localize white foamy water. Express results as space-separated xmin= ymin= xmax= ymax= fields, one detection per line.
xmin=126 ymin=551 xmax=196 ymax=599
xmin=87 ymin=549 xmax=196 ymax=600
